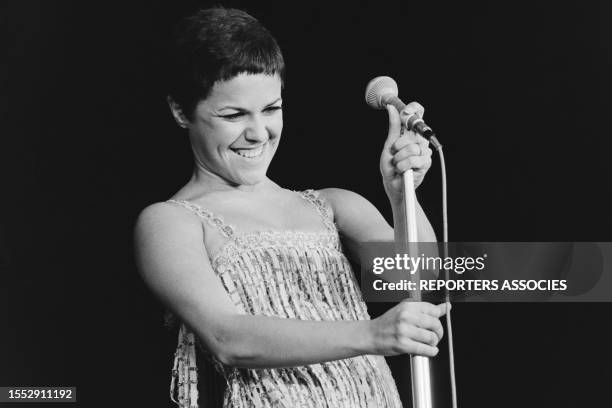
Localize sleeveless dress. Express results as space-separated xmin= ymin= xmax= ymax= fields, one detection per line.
xmin=166 ymin=190 xmax=403 ymax=408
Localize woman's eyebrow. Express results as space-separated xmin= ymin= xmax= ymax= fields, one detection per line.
xmin=217 ymin=97 xmax=282 ymax=112
xmin=265 ymin=97 xmax=282 ymax=106
xmin=216 ymin=105 xmax=247 ymax=112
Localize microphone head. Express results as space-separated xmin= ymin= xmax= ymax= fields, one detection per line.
xmin=365 ymin=76 xmax=398 ymax=110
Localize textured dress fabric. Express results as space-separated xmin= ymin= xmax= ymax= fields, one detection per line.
xmin=166 ymin=190 xmax=403 ymax=408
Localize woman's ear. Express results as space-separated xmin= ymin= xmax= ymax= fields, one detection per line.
xmin=167 ymin=96 xmax=190 ymax=128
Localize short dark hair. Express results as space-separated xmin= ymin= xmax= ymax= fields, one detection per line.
xmin=168 ymin=8 xmax=285 ymax=120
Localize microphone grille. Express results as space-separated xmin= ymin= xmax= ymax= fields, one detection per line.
xmin=365 ymin=76 xmax=398 ymax=109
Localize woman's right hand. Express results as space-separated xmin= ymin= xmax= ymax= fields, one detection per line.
xmin=369 ymin=301 xmax=449 ymax=357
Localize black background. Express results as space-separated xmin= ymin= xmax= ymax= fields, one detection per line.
xmin=1 ymin=1 xmax=611 ymax=407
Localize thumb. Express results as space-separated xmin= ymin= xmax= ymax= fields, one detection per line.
xmin=384 ymin=104 xmax=401 ymax=148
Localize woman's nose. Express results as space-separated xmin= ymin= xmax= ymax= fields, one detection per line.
xmin=244 ymin=116 xmax=269 ymax=142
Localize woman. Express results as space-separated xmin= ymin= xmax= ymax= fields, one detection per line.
xmin=134 ymin=7 xmax=448 ymax=408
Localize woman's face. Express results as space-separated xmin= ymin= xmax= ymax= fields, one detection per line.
xmin=186 ymin=73 xmax=283 ymax=187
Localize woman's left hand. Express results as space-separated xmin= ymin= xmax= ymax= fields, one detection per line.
xmin=380 ymin=102 xmax=433 ymax=205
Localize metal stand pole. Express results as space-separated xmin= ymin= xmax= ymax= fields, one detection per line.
xmin=401 ymin=169 xmax=433 ymax=408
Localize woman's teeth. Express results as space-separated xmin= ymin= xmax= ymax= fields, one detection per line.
xmin=233 ymin=144 xmax=264 ymax=158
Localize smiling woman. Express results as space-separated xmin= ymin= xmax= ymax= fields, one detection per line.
xmin=169 ymin=73 xmax=283 ymax=187
xmin=134 ymin=7 xmax=444 ymax=408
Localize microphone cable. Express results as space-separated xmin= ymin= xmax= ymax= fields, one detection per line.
xmin=429 ymin=135 xmax=458 ymax=408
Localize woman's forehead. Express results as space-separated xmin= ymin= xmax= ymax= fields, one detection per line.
xmin=208 ymin=73 xmax=282 ymax=107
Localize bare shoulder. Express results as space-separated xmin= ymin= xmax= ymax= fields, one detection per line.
xmin=133 ymin=202 xmax=208 ymax=274
xmin=135 ymin=201 xmax=183 ymax=226
xmin=134 ymin=201 xmax=200 ymax=239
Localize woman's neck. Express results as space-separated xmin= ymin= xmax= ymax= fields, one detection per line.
xmin=188 ymin=166 xmax=276 ymax=195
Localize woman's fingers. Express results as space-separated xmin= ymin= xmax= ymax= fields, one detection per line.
xmin=399 ymin=324 xmax=441 ymax=346
xmin=412 ymin=342 xmax=439 ymax=357
xmin=402 ymin=101 xmax=425 ymax=119
xmin=411 ymin=301 xmax=449 ymax=318
xmin=393 ymin=143 xmax=421 ymax=160
xmin=400 ymin=101 xmax=425 ymax=129
xmin=372 ymin=301 xmax=448 ymax=357
xmin=382 ymin=103 xmax=431 ymax=175
xmin=394 ymin=155 xmax=432 ymax=173
xmin=403 ymin=312 xmax=444 ymax=343
xmin=389 ymin=130 xmax=432 ymax=176
xmin=392 ymin=133 xmax=430 ymax=154
xmin=379 ymin=101 xmax=432 ymax=193
xmin=398 ymin=302 xmax=447 ymax=341
xmin=392 ymin=145 xmax=433 ymax=163
xmin=399 ymin=338 xmax=439 ymax=357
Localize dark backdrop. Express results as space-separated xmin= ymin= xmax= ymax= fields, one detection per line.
xmin=1 ymin=1 xmax=611 ymax=407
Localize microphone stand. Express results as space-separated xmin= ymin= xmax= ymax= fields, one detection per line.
xmin=399 ymin=168 xmax=433 ymax=408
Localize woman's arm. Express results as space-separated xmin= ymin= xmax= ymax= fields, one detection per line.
xmin=320 ymin=188 xmax=436 ymax=262
xmin=134 ymin=203 xmax=445 ymax=369
xmin=322 ymin=102 xmax=438 ymax=264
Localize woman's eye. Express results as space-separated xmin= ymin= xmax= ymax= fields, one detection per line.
xmin=221 ymin=112 xmax=244 ymax=120
xmin=264 ymin=106 xmax=282 ymax=114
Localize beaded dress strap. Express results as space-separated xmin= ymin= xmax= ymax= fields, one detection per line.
xmin=297 ymin=189 xmax=337 ymax=233
xmin=166 ymin=199 xmax=236 ymax=239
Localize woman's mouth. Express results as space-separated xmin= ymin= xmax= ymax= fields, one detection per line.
xmin=231 ymin=144 xmax=265 ymax=159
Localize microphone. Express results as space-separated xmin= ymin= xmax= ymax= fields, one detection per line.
xmin=365 ymin=76 xmax=435 ymax=138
